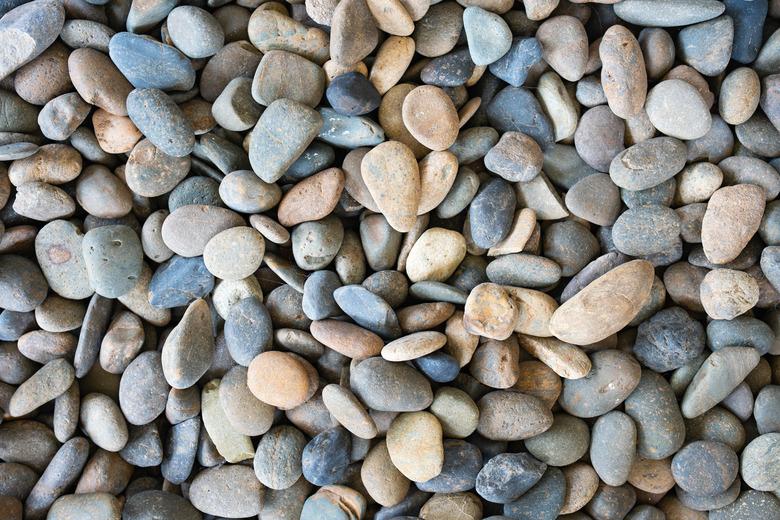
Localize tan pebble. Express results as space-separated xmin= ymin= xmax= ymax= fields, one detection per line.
xmin=488 ymin=208 xmax=537 ymax=256
xmin=247 ymin=351 xmax=317 ymax=409
xmin=386 ymin=411 xmax=444 ymax=482
xmin=658 ymin=496 xmax=708 ymax=520
xmin=396 ymin=214 xmax=429 ymax=273
xmin=277 ymin=167 xmax=345 ymax=227
xmin=429 ymin=386 xmax=479 ymax=439
xmin=341 ymin=147 xmax=379 ymax=212
xmin=8 ymin=144 xmax=81 ymax=186
xmin=310 ymin=319 xmax=383 ymax=359
xmin=517 ymin=334 xmax=592 ymax=380
xmin=599 ymin=24 xmax=647 ymax=119
xmin=700 ymin=268 xmax=759 ymax=320
xmin=370 ymin=36 xmax=416 ymax=95
xmin=420 ymin=492 xmax=482 ymax=520
xmin=361 ymin=140 xmax=421 ymax=232
xmin=361 ymin=440 xmax=410 ymax=507
xmin=180 ymin=98 xmax=216 ymax=135
xmin=203 ymin=226 xmax=265 ymax=281
xmin=701 ymin=184 xmax=765 ymax=265
xmin=382 ymin=331 xmax=447 ymax=362
xmin=719 ymin=67 xmax=760 ymax=125
xmin=477 ymin=389 xmax=553 ymax=440
xmin=628 ymin=456 xmax=675 ymax=494
xmin=537 ymin=71 xmax=578 ymax=141
xmin=503 ymin=286 xmax=558 ymax=338
xmin=399 ymin=0 xmax=430 ymax=20
xmin=397 ymin=302 xmax=455 ymax=333
xmin=417 ymin=151 xmax=458 ymax=215
xmin=366 ymin=0 xmax=414 ymax=36
xmin=462 ymin=282 xmax=519 ymax=341
xmin=161 ymin=204 xmax=245 ymax=258
xmin=515 ymin=173 xmax=569 ymax=220
xmin=468 ymin=337 xmax=520 ymax=389
xmin=405 ymin=228 xmax=466 ymax=282
xmin=75 ymin=165 xmax=133 ymax=219
xmin=484 ymin=131 xmax=543 ymax=183
xmin=13 ymin=182 xmax=75 ymax=221
xmin=549 ymin=260 xmax=655 ymax=345
xmin=379 ymin=83 xmax=430 ymax=158
xmin=401 ymin=85 xmax=460 ymax=151
xmin=412 ymin=2 xmax=463 ymax=58
xmin=248 ymin=10 xmax=329 ymax=65
xmin=68 ymin=48 xmax=133 ymax=116
xmin=514 ymin=360 xmax=562 ymax=409
xmin=322 ymin=384 xmax=377 ymax=439
xmin=201 ymin=379 xmax=254 ymax=463
xmin=457 ymin=97 xmax=481 ymax=128
xmin=117 ymin=264 xmax=171 ymax=327
xmin=323 ymin=60 xmax=369 ymax=84
xmin=561 ymin=463 xmax=600 ymax=514
xmin=536 ymin=16 xmax=588 ymax=82
xmin=92 ymin=109 xmax=141 ymax=154
xmin=443 ymin=310 xmax=479 ymax=367
xmin=250 ymin=214 xmax=290 ymax=245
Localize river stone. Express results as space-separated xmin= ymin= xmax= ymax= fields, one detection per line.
xmin=701 ymin=184 xmax=765 ymax=265
xmin=248 ymin=351 xmax=317 ymax=409
xmin=38 ymin=93 xmax=90 ymax=141
xmin=645 ymin=79 xmax=712 ymax=140
xmin=253 ymin=425 xmax=306 ymax=490
xmin=125 ymin=139 xmax=190 ymax=198
xmin=476 ymin=452 xmax=546 ymax=504
xmin=549 ymin=260 xmax=654 ymax=345
xmin=361 ymin=440 xmax=410 ymax=507
xmin=108 ymin=32 xmax=195 ymax=91
xmin=167 ymin=6 xmax=224 ymax=59
xmin=160 ymin=204 xmax=244 ymax=258
xmin=429 ymin=386 xmax=479 ymax=439
xmin=477 ymin=390 xmax=553 ymax=441
xmin=633 ymin=307 xmax=705 ymax=372
xmin=677 ymin=15 xmax=734 ymax=77
xmin=0 ymin=0 xmax=65 ymax=80
xmin=609 ymin=137 xmax=687 ymax=191
xmin=126 ymin=89 xmax=194 ymax=157
xmin=82 ymin=225 xmax=143 ymax=298
xmin=560 ymin=350 xmax=642 ymax=418
xmin=414 ymin=438 xmax=480 ymax=493
xmin=489 ymin=37 xmax=542 ymax=87
xmin=523 ymin=413 xmax=589 ymax=467
xmin=709 ymin=490 xmax=780 ymax=520
xmin=600 ymin=25 xmax=647 ymax=119
xmin=252 ymin=50 xmax=325 ymax=108
xmin=361 ymin=140 xmax=420 ymax=233
xmin=591 ymin=411 xmax=637 ymax=486
xmin=249 ymin=99 xmax=323 ymax=183
xmin=189 ymin=465 xmax=264 ymax=518
xmin=327 ymin=72 xmax=381 ymax=116
xmin=707 ymin=316 xmax=775 ymax=355
xmin=740 ymin=432 xmax=780 ymax=491
xmin=565 ymin=173 xmax=621 ymax=226
xmin=8 ymin=358 xmax=73 ymax=417
xmin=322 ymin=384 xmax=377 ymax=439
xmin=405 ymin=228 xmax=466 ymax=283
xmin=484 ymin=131 xmax=542 ymax=183
xmin=699 ymin=268 xmax=759 ymax=320
xmin=160 ymin=415 xmax=199 ymax=484
xmin=624 ymin=370 xmax=685 ymax=459
xmin=755 ymin=386 xmax=780 ymax=434
xmin=34 ymin=220 xmax=92 ymax=300
xmin=13 ymin=181 xmax=75 ymax=221
xmin=80 ymin=393 xmax=128 ymax=452
xmin=120 ymin=423 xmax=163 ymax=467
xmin=201 ymin=379 xmax=254 ymax=464
xmin=468 ymin=178 xmax=516 ymax=249
xmin=310 ymin=320 xmax=383 ymax=361
xmin=202 ymin=226 xmax=264 ymax=282
xmin=301 ymin=426 xmax=352 ymax=486
xmin=148 ymin=256 xmax=213 ymax=309
xmin=487 ymin=86 xmax=555 ymax=149
xmin=612 ymin=205 xmax=681 ymax=257
xmin=401 ymin=85 xmax=459 ymax=151
xmin=614 ymin=0 xmax=726 ymax=27
xmin=247 ymin=9 xmax=328 ymax=64
xmin=386 ymin=411 xmax=444 ymax=482
xmin=161 ymin=299 xmax=214 ymax=389
xmin=420 ymin=48 xmax=475 ymax=87
xmin=118 ymin=351 xmax=168 ymax=426
xmin=330 ymin=0 xmax=378 ymax=65
xmin=462 ymin=282 xmax=519 ymax=341
xmin=350 ymin=357 xmax=433 ymax=412
xmin=542 ymin=220 xmax=599 ymax=277
xmin=123 ymin=490 xmax=201 ymax=520
xmin=671 ymin=440 xmax=738 ymax=496
xmin=537 ymin=16 xmax=588 ymax=82
xmin=502 ymin=467 xmax=565 ymax=520
xmin=681 ymin=347 xmax=761 ymax=419
xmin=463 ymin=6 xmax=511 ymax=66
xmin=223 ymin=296 xmax=272 ymax=366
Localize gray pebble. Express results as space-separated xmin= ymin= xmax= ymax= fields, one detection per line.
xmin=149 ymin=255 xmax=214 ymax=309
xmin=108 ymin=32 xmax=195 ymax=91
xmin=224 ymin=296 xmax=272 ymax=366
xmin=126 ymin=89 xmax=195 ymax=157
xmin=82 ymin=225 xmax=143 ymax=298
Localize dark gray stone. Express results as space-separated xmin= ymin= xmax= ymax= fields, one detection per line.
xmin=350 ymin=357 xmax=433 ymax=412
xmin=486 ymin=86 xmax=554 ymax=149
xmin=468 ymin=178 xmax=516 ymax=249
xmin=486 ymin=253 xmax=561 ymax=288
xmin=724 ymin=0 xmax=767 ymax=63
xmin=502 ymin=467 xmax=565 ymax=519
xmin=254 ymin=425 xmax=306 ymax=490
xmin=707 ymin=316 xmax=775 ymax=355
xmin=488 ymin=37 xmax=542 ymax=87
xmin=119 ymin=351 xmax=169 ymax=426
xmin=149 ymin=255 xmax=214 ymax=309
xmin=476 ymin=452 xmax=546 ymax=504
xmin=586 ymin=484 xmax=637 ymax=520
xmin=168 ymin=177 xmax=222 ymax=211
xmin=0 ymin=309 xmax=35 ymax=341
xmin=73 ymin=294 xmax=113 ymax=378
xmin=634 ymin=307 xmax=706 ymax=372
xmin=286 ymin=141 xmax=336 ymax=180
xmin=542 ymin=220 xmax=599 ymax=277
xmin=301 ymin=426 xmax=351 ymax=486
xmin=677 ymin=16 xmax=734 ymax=76
xmin=671 ymin=440 xmax=738 ymax=496
xmin=620 ymin=178 xmax=677 ymax=209
xmin=414 ymin=351 xmax=460 ymax=383
xmin=126 ymin=88 xmax=195 ymax=157
xmin=754 ymin=385 xmax=780 ymax=434
xmin=333 ymin=285 xmax=401 ymax=339
xmin=612 ymin=205 xmax=681 ymax=257
xmin=418 ymin=439 xmax=482 ymax=493
xmin=303 ymin=270 xmax=342 ymax=320
xmin=421 ymin=47 xmax=475 ymax=87
xmin=0 ymin=255 xmax=47 ymax=312
xmin=161 ymin=416 xmax=200 ymax=485
xmin=362 ymin=270 xmax=409 ymax=309
xmin=326 ymin=72 xmax=381 ymax=116
xmin=624 ymin=370 xmax=685 ymax=459
xmin=123 ymin=490 xmax=201 ymax=520
xmin=120 ymin=423 xmax=163 ymax=468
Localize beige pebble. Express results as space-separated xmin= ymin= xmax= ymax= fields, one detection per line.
xmin=203 ymin=226 xmax=265 ymax=281
xmin=462 ymin=282 xmax=519 ymax=341
xmin=370 ymin=36 xmax=416 ymax=95
xmin=276 ymin=167 xmax=345 ymax=227
xmin=386 ymin=411 xmax=444 ymax=482
xmin=405 ymin=227 xmax=466 ymax=282
xmin=361 ymin=140 xmax=421 ymax=232
xmin=381 ymin=331 xmax=447 ymax=362
xmin=401 ymin=85 xmax=460 ymax=151
xmin=517 ymin=334 xmax=592 ymax=380
xmin=322 ymin=384 xmax=377 ymax=439
xmin=700 ymin=269 xmax=759 ymax=320
xmin=417 ymin=150 xmax=458 ymax=215
xmin=488 ymin=208 xmax=537 ymax=256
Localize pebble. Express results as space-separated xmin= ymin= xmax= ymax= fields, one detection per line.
xmin=537 ymin=16 xmax=588 ymax=82
xmin=253 ymin=425 xmax=305 ymax=489
xmin=362 ymin=140 xmax=420 ymax=232
xmin=126 ymin=89 xmax=194 ymax=158
xmin=189 ymin=465 xmax=264 ymax=518
xmin=484 ymin=131 xmax=542 ymax=183
xmin=612 ymin=205 xmax=681 ymax=257
xmin=600 ymin=25 xmax=647 ymax=118
xmin=624 ymin=370 xmax=685 ymax=459
xmin=401 ymin=85 xmax=459 ymax=151
xmin=386 ymin=411 xmax=444 ymax=482
xmin=161 ymin=299 xmax=214 ymax=390
xmin=252 ymin=50 xmax=325 ymax=108
xmin=477 ymin=390 xmax=553 ymax=441
xmin=487 ymin=86 xmax=555 ymax=149
xmin=248 ymin=351 xmax=317 ymax=409
xmin=247 ymin=10 xmax=328 ymax=65
xmin=475 ymin=452 xmax=546 ymax=503
xmin=502 ymin=467 xmax=566 ymax=520
xmin=699 ymin=268 xmax=759 ymax=320
xmin=645 ymin=79 xmax=712 ymax=140
xmin=633 ymin=307 xmax=705 ymax=372
xmin=525 ymin=413 xmax=589 ymax=467
xmin=574 ymin=105 xmax=625 ymax=172
xmin=560 ymin=350 xmax=642 ymax=418
xmin=166 ymin=6 xmax=224 ymax=59
xmin=468 ymin=178 xmax=516 ymax=249
xmin=350 ymin=356 xmax=433 ymax=412
xmin=301 ymin=426 xmax=352 ymax=486
xmin=80 ymin=393 xmax=128 ymax=452
xmin=82 ymin=225 xmax=143 ymax=298
xmin=327 ymin=72 xmax=381 ymax=116
xmin=108 ymin=32 xmax=195 ymax=92
xmin=160 ymin=204 xmax=244 ymax=258
xmin=34 ymin=219 xmax=93 ymax=300
xmin=610 ymin=137 xmax=687 ymax=191
xmin=591 ymin=411 xmax=637 ymax=486
xmin=0 ymin=0 xmax=65 ymax=80
xmin=614 ymin=0 xmax=726 ymax=27
xmin=489 ymin=37 xmax=542 ymax=87
xmin=672 ymin=440 xmax=738 ymax=496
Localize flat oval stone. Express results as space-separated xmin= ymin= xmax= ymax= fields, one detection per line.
xmin=13 ymin=181 xmax=75 ymax=221
xmin=486 ymin=253 xmax=561 ymax=289
xmin=350 ymin=357 xmax=433 ymax=412
xmin=524 ymin=413 xmax=589 ymax=467
xmin=382 ymin=331 xmax=446 ymax=362
xmin=645 ymin=79 xmax=712 ymax=139
xmin=672 ymin=440 xmax=738 ymax=496
xmin=591 ymin=411 xmax=637 ymax=486
xmin=417 ymin=151 xmax=458 ymax=215
xmin=633 ymin=307 xmax=705 ymax=372
xmin=291 ymin=216 xmax=344 ymax=271
xmin=250 ymin=99 xmax=323 ymax=183
xmin=709 ymin=490 xmax=780 ymax=520
xmin=318 ymin=107 xmax=385 ymax=148
xmin=565 ymin=173 xmax=621 ymax=226
xmin=600 ymin=25 xmax=647 ymax=119
xmin=310 ymin=320 xmax=383 ymax=359
xmin=560 ymin=350 xmax=642 ymax=418
xmin=80 ymin=393 xmax=128 ymax=452
xmin=614 ymin=0 xmax=726 ymax=27
xmin=302 ymin=426 xmax=352 ymax=486
xmin=161 ymin=299 xmax=214 ymax=389
xmin=82 ymin=225 xmax=143 ymax=298
xmin=463 ymin=6 xmax=511 ymax=66
xmin=610 ymin=137 xmax=687 ymax=191
xmin=406 ymin=228 xmax=466 ymax=283
xmin=34 ymin=220 xmax=92 ymax=300
xmin=550 ymin=260 xmax=654 ymax=345
xmin=327 ymin=72 xmax=381 ymax=116
xmin=402 ymin=85 xmax=459 ymax=151
xmin=118 ymin=351 xmax=168 ymax=426
xmin=126 ymin=88 xmax=194 ymax=157
xmin=681 ymin=346 xmax=760 ymax=419
xmin=248 ymin=351 xmax=317 ymax=409
xmin=189 ymin=465 xmax=264 ymax=518
xmin=741 ymin=433 xmax=780 ymax=491
xmin=108 ymin=32 xmax=195 ymax=91
xmin=277 ymin=168 xmax=344 ymax=227
xmin=477 ymin=390 xmax=553 ymax=441
xmin=386 ymin=411 xmax=443 ymax=482
xmin=574 ymin=105 xmax=626 ymax=172
xmin=203 ymin=226 xmax=264 ymax=281
xmin=701 ymin=184 xmax=765 ymax=265
xmin=537 ymin=16 xmax=588 ymax=82
xmin=468 ymin=178 xmax=516 ymax=249
xmin=361 ymin=440 xmax=410 ymax=506
xmin=253 ymin=425 xmax=306 ymax=490
xmin=624 ymin=370 xmax=685 ymax=459
xmin=322 ymin=384 xmax=377 ymax=439
xmin=719 ymin=156 xmax=780 ymax=201
xmin=484 ymin=131 xmax=542 ymax=183
xmin=361 ymin=140 xmax=420 ymax=232
xmin=8 ymin=358 xmax=73 ymax=417
xmin=612 ymin=205 xmax=681 ymax=257
xmin=224 ymin=296 xmax=272 ymax=366
xmin=420 ymin=48 xmax=475 ymax=87
xmin=476 ymin=452 xmax=546 ymax=503
xmin=161 ymin=204 xmax=244 ymax=258
xmin=166 ymin=6 xmax=224 ymax=59
xmin=125 ymin=139 xmax=190 ymax=198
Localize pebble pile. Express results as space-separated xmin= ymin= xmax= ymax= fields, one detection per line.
xmin=0 ymin=0 xmax=780 ymax=519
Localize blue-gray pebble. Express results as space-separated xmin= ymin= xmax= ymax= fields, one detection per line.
xmin=82 ymin=225 xmax=143 ymax=298
xmin=417 ymin=439 xmax=482 ymax=493
xmin=302 ymin=270 xmax=342 ymax=321
xmin=126 ymin=88 xmax=195 ymax=157
xmin=149 ymin=255 xmax=214 ymax=308
xmin=488 ymin=38 xmax=542 ymax=87
xmin=108 ymin=32 xmax=195 ymax=91
xmin=487 ymin=87 xmax=554 ymax=149
xmin=502 ymin=467 xmax=565 ymax=519
xmin=326 ymin=72 xmax=381 ymax=116
xmin=333 ymin=285 xmax=401 ymax=339
xmin=225 ymin=296 xmax=273 ymax=366
xmin=633 ymin=307 xmax=705 ymax=372
xmin=468 ymin=178 xmax=516 ymax=249
xmin=301 ymin=427 xmax=352 ymax=486
xmin=706 ymin=316 xmax=775 ymax=355
xmin=476 ymin=452 xmax=547 ymax=504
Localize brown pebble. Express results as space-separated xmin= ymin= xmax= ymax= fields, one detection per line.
xmin=277 ymin=168 xmax=345 ymax=227
xmin=247 ymin=351 xmax=318 ymax=409
xmin=599 ymin=24 xmax=647 ymax=119
xmin=701 ymin=184 xmax=765 ymax=265
xmin=310 ymin=319 xmax=383 ymax=359
xmin=361 ymin=140 xmax=421 ymax=232
xmin=401 ymin=85 xmax=460 ymax=151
